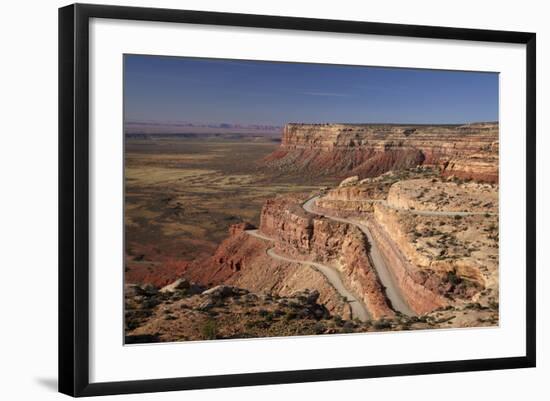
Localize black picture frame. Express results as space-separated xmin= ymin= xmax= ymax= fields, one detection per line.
xmin=59 ymin=3 xmax=536 ymax=397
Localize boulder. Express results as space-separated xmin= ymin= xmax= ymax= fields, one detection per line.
xmin=202 ymin=285 xmax=247 ymax=298
xmin=160 ymin=278 xmax=190 ymax=293
xmin=141 ymin=283 xmax=158 ymax=296
xmin=124 ymin=284 xmax=145 ymax=297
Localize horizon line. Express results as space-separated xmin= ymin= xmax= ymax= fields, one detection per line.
xmin=125 ymin=120 xmax=499 ymax=131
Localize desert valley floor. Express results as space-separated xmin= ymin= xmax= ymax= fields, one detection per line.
xmin=124 ymin=123 xmax=499 ymax=343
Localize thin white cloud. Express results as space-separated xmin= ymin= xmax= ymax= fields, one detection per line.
xmin=299 ymin=91 xmax=351 ymax=97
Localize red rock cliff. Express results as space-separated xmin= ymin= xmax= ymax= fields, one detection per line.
xmin=265 ymin=123 xmax=498 ymax=182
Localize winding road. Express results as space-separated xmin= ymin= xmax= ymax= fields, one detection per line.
xmin=326 ymin=199 xmax=497 ymax=217
xmin=303 ymin=196 xmax=415 ymax=316
xmin=246 ymin=229 xmax=370 ymax=322
xmin=245 ymin=194 xmax=495 ymax=321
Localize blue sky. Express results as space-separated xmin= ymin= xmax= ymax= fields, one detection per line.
xmin=124 ymin=54 xmax=498 ymax=126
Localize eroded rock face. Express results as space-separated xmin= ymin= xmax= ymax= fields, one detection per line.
xmin=184 ymin=196 xmax=396 ymax=320
xmin=229 ymin=221 xmax=256 ymax=236
xmin=181 ymin=171 xmax=498 ymax=322
xmin=265 ymin=123 xmax=498 ymax=182
xmin=311 ymin=173 xmax=498 ymax=315
xmin=183 ymin=220 xmax=353 ymax=319
xmin=339 ymin=231 xmax=396 ymax=319
xmin=365 ymin=214 xmax=449 ymax=314
xmin=260 ymin=197 xmax=314 ymax=252
xmin=386 ymin=179 xmax=498 ymax=213
xmin=260 ymin=196 xmax=395 ymax=319
xmin=184 ymin=225 xmax=266 ymax=284
xmin=441 ymin=151 xmax=499 ymax=183
xmin=339 ymin=176 xmax=359 ymax=187
xmin=370 ymin=202 xmax=497 ymax=311
xmin=316 ymin=184 xmax=382 ymax=217
xmin=260 ymin=198 xmax=353 ymax=261
xmin=314 ymin=168 xmax=439 ymax=217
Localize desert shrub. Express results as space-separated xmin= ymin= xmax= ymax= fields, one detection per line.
xmin=244 ymin=320 xmax=257 ymax=330
xmin=126 ymin=319 xmax=140 ymax=330
xmin=206 ymin=310 xmax=219 ymax=317
xmin=373 ymin=320 xmax=392 ymax=330
xmin=400 ymin=320 xmax=412 ymax=330
xmin=201 ymin=319 xmax=218 ymax=340
xmin=447 ymin=270 xmax=461 ymax=286
xmin=416 ymin=315 xmax=428 ymax=323
xmin=272 ymin=308 xmax=285 ymax=317
xmin=173 ymin=289 xmax=188 ymax=299
xmin=436 ymin=315 xmax=456 ymax=324
xmin=141 ymin=298 xmax=160 ymax=309
xmin=313 ymin=322 xmax=326 ymax=334
xmin=284 ymin=311 xmax=297 ymax=321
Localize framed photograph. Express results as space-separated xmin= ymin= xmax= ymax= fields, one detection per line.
xmin=58 ymin=3 xmax=536 ymax=397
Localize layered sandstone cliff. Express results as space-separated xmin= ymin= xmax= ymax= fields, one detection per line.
xmin=386 ymin=179 xmax=498 ymax=213
xmin=184 ymin=194 xmax=396 ymax=320
xmin=312 ymin=174 xmax=499 ymax=314
xmin=371 ymin=202 xmax=496 ymax=304
xmin=265 ymin=123 xmax=498 ymax=182
xmin=259 ymin=196 xmax=395 ymax=319
xmin=182 ymin=221 xmax=353 ymax=319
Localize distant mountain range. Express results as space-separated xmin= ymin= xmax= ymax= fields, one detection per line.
xmin=125 ymin=121 xmax=283 ymax=135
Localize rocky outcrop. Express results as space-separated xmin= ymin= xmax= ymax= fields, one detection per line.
xmin=259 ymin=196 xmax=315 ymax=254
xmin=315 ymin=182 xmax=384 ymax=216
xmin=228 ymin=221 xmax=255 ymax=236
xmin=126 ymin=280 xmax=499 ymax=344
xmin=339 ymin=175 xmax=359 ymax=187
xmin=185 ymin=195 xmax=396 ymax=319
xmin=126 ymin=282 xmax=405 ymax=344
xmin=260 ymin=196 xmax=395 ymax=319
xmin=386 ymin=179 xmax=499 ymax=213
xmin=365 ymin=215 xmax=448 ymax=314
xmin=182 ymin=220 xmax=353 ymax=319
xmin=314 ymin=198 xmax=378 ymax=217
xmin=441 ymin=151 xmax=499 ymax=183
xmin=369 ymin=202 xmax=489 ymax=313
xmin=264 ymin=123 xmax=498 ymax=182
